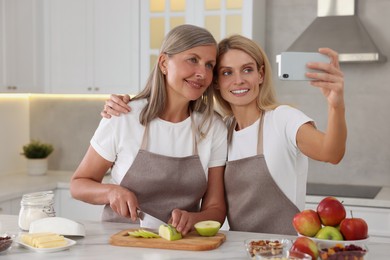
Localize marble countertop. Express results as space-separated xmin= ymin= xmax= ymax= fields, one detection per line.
xmin=1 ymin=171 xmax=390 ymax=209
xmin=1 ymin=214 xmax=390 ymax=259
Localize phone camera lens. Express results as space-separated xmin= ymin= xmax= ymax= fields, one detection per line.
xmin=283 ymin=74 xmax=289 ymax=79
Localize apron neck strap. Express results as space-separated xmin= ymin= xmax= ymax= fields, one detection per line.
xmin=257 ymin=111 xmax=265 ymax=155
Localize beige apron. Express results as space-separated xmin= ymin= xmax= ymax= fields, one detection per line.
xmin=224 ymin=113 xmax=299 ymax=235
xmin=102 ymin=114 xmax=207 ymax=223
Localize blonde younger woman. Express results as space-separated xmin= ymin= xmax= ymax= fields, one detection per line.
xmin=71 ymin=25 xmax=227 ymax=236
xmin=214 ymin=35 xmax=346 ymax=235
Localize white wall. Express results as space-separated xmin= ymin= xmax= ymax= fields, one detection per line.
xmin=0 ymin=94 xmax=29 ymax=175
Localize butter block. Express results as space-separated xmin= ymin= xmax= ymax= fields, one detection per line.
xmin=21 ymin=232 xmax=67 ymax=248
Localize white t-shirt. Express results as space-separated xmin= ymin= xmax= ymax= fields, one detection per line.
xmin=228 ymin=105 xmax=314 ymax=210
xmin=91 ymin=99 xmax=228 ymax=185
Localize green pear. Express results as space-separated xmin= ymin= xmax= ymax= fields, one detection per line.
xmin=194 ymin=220 xmax=221 ymax=237
xmin=315 ymin=226 xmax=344 ymax=240
xmin=158 ymin=224 xmax=182 ymax=241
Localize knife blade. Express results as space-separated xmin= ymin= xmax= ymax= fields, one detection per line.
xmin=137 ymin=209 xmax=167 ymax=231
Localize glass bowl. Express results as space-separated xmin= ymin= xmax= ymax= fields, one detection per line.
xmin=297 ymin=233 xmax=370 ymax=247
xmin=318 ymin=242 xmax=368 ymax=260
xmin=245 ymin=239 xmax=292 ymax=259
xmin=0 ymin=234 xmax=13 ymax=253
xmin=256 ymin=250 xmax=312 ymax=260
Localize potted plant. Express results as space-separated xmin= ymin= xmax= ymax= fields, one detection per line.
xmin=21 ymin=140 xmax=54 ymax=176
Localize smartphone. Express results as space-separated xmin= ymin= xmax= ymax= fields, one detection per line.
xmin=276 ymin=52 xmax=330 ymax=81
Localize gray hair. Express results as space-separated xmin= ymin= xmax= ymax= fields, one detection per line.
xmin=134 ymin=24 xmax=218 ymax=139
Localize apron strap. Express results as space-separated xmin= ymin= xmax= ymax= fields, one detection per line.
xmin=257 ymin=111 xmax=265 ymax=155
xmin=140 ymin=112 xmax=198 ymax=155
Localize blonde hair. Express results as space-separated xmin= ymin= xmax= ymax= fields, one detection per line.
xmin=213 ymin=34 xmax=279 ymax=141
xmin=133 ymin=24 xmax=217 ymax=139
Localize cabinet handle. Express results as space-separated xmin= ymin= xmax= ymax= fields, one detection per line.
xmin=7 ymin=86 xmax=17 ymax=90
xmin=94 ymin=87 xmax=100 ymax=91
xmin=87 ymin=87 xmax=92 ymax=91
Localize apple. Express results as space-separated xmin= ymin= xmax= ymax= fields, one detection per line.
xmin=292 ymin=209 xmax=322 ymax=237
xmin=194 ymin=220 xmax=221 ymax=237
xmin=158 ymin=224 xmax=182 ymax=241
xmin=290 ymin=236 xmax=319 ymax=260
xmin=317 ymin=196 xmax=346 ymax=226
xmin=315 ymin=226 xmax=344 ymax=240
xmin=340 ymin=216 xmax=368 ymax=240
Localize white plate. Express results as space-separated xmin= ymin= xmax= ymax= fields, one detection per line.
xmin=14 ymin=236 xmax=76 ymax=253
xmin=298 ymin=233 xmax=369 ymax=246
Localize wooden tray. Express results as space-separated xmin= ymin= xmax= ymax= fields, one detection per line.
xmin=110 ymin=228 xmax=226 ymax=251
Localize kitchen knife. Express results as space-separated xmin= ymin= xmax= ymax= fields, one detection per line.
xmin=137 ymin=209 xmax=167 ymax=230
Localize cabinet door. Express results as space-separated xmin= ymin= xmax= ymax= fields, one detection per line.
xmin=56 ymin=189 xmax=104 ymax=221
xmin=47 ymin=0 xmax=140 ymax=94
xmin=46 ymin=0 xmax=91 ymax=93
xmin=0 ymin=200 xmax=11 ymax=214
xmin=93 ymin=0 xmax=140 ymax=94
xmin=0 ymin=0 xmax=44 ymax=93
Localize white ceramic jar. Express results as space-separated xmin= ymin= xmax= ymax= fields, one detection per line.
xmin=18 ymin=191 xmax=55 ymax=231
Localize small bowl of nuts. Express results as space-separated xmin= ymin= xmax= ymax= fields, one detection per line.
xmin=245 ymin=239 xmax=292 ymax=259
xmin=0 ymin=234 xmax=13 ymax=254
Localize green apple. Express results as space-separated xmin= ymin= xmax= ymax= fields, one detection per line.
xmin=194 ymin=220 xmax=221 ymax=237
xmin=315 ymin=226 xmax=344 ymax=240
xmin=158 ymin=224 xmax=182 ymax=241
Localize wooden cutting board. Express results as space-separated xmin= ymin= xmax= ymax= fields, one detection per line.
xmin=110 ymin=228 xmax=226 ymax=251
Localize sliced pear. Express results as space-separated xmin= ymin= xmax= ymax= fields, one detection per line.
xmin=194 ymin=220 xmax=221 ymax=236
xmin=158 ymin=224 xmax=182 ymax=241
xmin=128 ymin=229 xmax=160 ymax=238
xmin=139 ymin=229 xmax=160 ymax=238
xmin=128 ymin=230 xmax=143 ymax=237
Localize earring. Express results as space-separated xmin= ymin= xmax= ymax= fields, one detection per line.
xmin=163 ymin=70 xmax=167 ymax=74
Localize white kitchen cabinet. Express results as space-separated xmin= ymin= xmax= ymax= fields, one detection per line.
xmin=305 ymin=202 xmax=390 ymax=238
xmin=46 ymin=0 xmax=140 ymax=94
xmin=0 ymin=201 xmax=11 ymax=214
xmin=55 ymin=188 xmax=104 ymax=221
xmin=0 ymin=0 xmax=45 ymax=93
xmin=0 ymin=197 xmax=22 ymax=215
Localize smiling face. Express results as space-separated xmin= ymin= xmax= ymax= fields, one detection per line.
xmin=217 ymin=49 xmax=264 ymax=110
xmin=161 ymin=45 xmax=217 ymax=102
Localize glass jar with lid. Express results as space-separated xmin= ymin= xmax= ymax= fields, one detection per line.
xmin=18 ymin=191 xmax=55 ymax=231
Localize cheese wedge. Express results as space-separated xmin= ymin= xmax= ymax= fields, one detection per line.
xmin=21 ymin=232 xmax=67 ymax=248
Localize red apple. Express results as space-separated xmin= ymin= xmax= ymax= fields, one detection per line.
xmin=340 ymin=216 xmax=368 ymax=240
xmin=291 ymin=236 xmax=319 ymax=260
xmin=317 ymin=196 xmax=346 ymax=226
xmin=292 ymin=209 xmax=322 ymax=237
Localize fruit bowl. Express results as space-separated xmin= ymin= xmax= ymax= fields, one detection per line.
xmin=318 ymin=242 xmax=368 ymax=260
xmin=297 ymin=233 xmax=369 ymax=247
xmin=0 ymin=234 xmax=13 ymax=253
xmin=244 ymin=239 xmax=292 ymax=259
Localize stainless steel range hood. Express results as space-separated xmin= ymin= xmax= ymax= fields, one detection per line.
xmin=287 ymin=0 xmax=386 ymax=63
